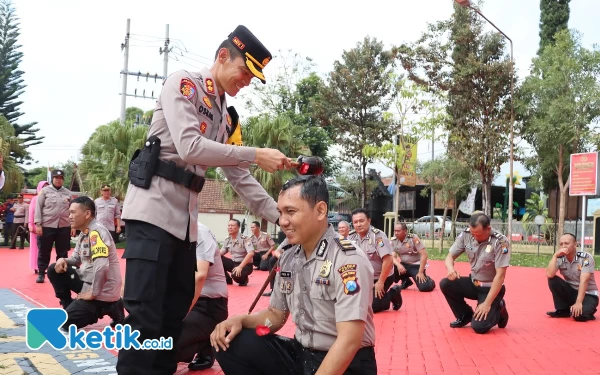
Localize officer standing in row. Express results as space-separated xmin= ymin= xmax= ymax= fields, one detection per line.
xmin=337 ymin=220 xmax=350 ymax=239
xmin=47 ymin=196 xmax=124 ymax=330
xmin=117 ymin=25 xmax=290 ymax=374
xmin=349 ymin=208 xmax=402 ymax=312
xmin=211 ymin=176 xmax=378 ymax=375
xmin=10 ymin=194 xmax=28 ymax=249
xmin=34 ymin=169 xmax=72 ymax=283
xmin=1 ymin=196 xmax=14 ymax=246
xmin=545 ymin=233 xmax=598 ymax=321
xmin=249 ymin=221 xmax=275 ymax=270
xmin=94 ymin=184 xmax=121 ymax=245
xmin=176 ymin=222 xmax=228 ymax=371
xmin=220 ymin=219 xmax=255 ymax=286
xmin=390 ymin=223 xmax=435 ymax=292
xmin=440 ymin=213 xmax=509 ymax=334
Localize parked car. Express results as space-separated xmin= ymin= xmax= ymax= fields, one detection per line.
xmin=408 ymin=215 xmax=452 ymax=237
xmin=328 ymin=212 xmax=352 ymax=231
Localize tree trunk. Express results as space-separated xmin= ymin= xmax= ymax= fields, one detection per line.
xmin=439 ymin=204 xmax=449 ymax=253
xmin=556 ymin=144 xmax=568 ymax=237
xmin=393 ymin=168 xmax=400 ymax=223
xmin=482 ymin=179 xmax=492 ymax=216
xmin=361 ymin=160 xmax=367 ymax=208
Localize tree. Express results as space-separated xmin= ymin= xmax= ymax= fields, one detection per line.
xmin=332 ymin=166 xmax=378 ymax=212
xmin=395 ymin=2 xmax=513 ymax=215
xmin=0 ymin=114 xmax=23 ymax=193
xmin=0 ymin=0 xmax=42 ymax=164
xmin=518 ymin=29 xmax=600 ymax=236
xmin=418 ymin=156 xmax=477 ymax=252
xmin=539 ymin=0 xmax=570 ymax=54
xmin=321 ymin=36 xmax=395 ymax=207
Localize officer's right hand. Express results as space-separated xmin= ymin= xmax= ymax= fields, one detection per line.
xmin=210 ymin=316 xmax=244 ymax=352
xmin=397 ymin=265 xmax=407 ymax=275
xmin=254 ymin=148 xmax=291 ymax=173
xmin=447 ymin=269 xmax=460 ymax=281
xmin=54 ymin=258 xmax=68 ymax=274
xmin=35 ymin=225 xmax=43 ymax=236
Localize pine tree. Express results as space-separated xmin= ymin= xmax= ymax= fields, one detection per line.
xmin=0 ymin=0 xmax=42 ymax=164
xmin=538 ymin=0 xmax=571 ymax=54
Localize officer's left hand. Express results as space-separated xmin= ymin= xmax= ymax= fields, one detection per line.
xmin=210 ymin=316 xmax=244 ymax=352
xmin=374 ymin=281 xmax=385 ymax=299
xmin=261 ymin=253 xmax=269 ymax=260
xmin=474 ymin=301 xmax=491 ymax=321
xmin=77 ymin=291 xmax=94 ymax=301
xmin=571 ymin=302 xmax=583 ymax=317
xmin=232 ymin=266 xmax=242 ymax=277
xmin=116 ymin=226 xmax=121 ymax=234
xmin=416 ymin=272 xmax=427 ymax=283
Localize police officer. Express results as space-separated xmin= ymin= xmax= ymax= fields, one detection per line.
xmin=220 ymin=219 xmax=255 ymax=286
xmin=440 ymin=213 xmax=509 ymax=334
xmin=249 ymin=221 xmax=276 ymax=270
xmin=349 ymin=208 xmax=402 ymax=312
xmin=1 ymin=196 xmax=14 ymax=246
xmin=211 ymin=176 xmax=378 ymax=375
xmin=337 ymin=220 xmax=350 ymax=239
xmin=10 ymin=194 xmax=28 ymax=249
xmin=545 ymin=233 xmax=598 ymax=321
xmin=34 ymin=169 xmax=72 ymax=283
xmin=117 ymin=25 xmax=290 ymax=374
xmin=390 ymin=223 xmax=435 ymax=292
xmin=94 ymin=184 xmax=121 ymax=245
xmin=176 ymin=222 xmax=228 ymax=371
xmin=47 ymin=196 xmax=124 ymax=330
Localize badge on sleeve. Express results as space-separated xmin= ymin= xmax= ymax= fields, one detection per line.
xmin=338 ymin=264 xmax=360 ymax=295
xmin=90 ymin=230 xmax=109 ymax=260
xmin=502 ymin=248 xmax=509 ymax=254
xmin=376 ymin=237 xmax=384 ymax=248
xmin=180 ymin=78 xmax=197 ymax=100
xmin=202 ymin=96 xmax=212 ymax=109
xmin=584 ymin=259 xmax=589 ymax=267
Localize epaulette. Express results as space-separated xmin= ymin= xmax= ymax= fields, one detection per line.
xmin=348 ymin=230 xmax=356 ymax=235
xmin=372 ymin=228 xmax=381 ymax=233
xmin=491 ymin=231 xmax=502 ymax=239
xmin=577 ymin=252 xmax=589 ymax=258
xmin=406 ymin=233 xmax=414 ymax=238
xmin=335 ymin=238 xmax=356 ymax=252
xmin=389 ymin=236 xmax=396 ymax=241
xmin=464 ymin=228 xmax=471 ymax=233
xmin=281 ymin=243 xmax=294 ymax=251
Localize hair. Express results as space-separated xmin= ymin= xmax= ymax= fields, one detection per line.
xmin=280 ymin=175 xmax=329 ymax=212
xmin=251 ymin=221 xmax=261 ymax=229
xmin=229 ymin=218 xmax=241 ymax=228
xmin=562 ymin=232 xmax=577 ymax=242
xmin=395 ymin=222 xmax=408 ymax=231
xmin=351 ymin=208 xmax=370 ymax=220
xmin=338 ymin=220 xmax=349 ymax=227
xmin=215 ymin=40 xmax=243 ymax=61
xmin=72 ymin=196 xmax=96 ymax=217
xmin=469 ymin=212 xmax=491 ymax=229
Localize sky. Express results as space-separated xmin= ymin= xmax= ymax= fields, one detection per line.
xmin=11 ymin=0 xmax=600 ymax=186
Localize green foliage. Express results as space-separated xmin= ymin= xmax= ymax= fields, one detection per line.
xmin=521 ymin=193 xmax=554 ymax=241
xmin=332 ymin=166 xmax=378 ymax=211
xmin=0 ymin=114 xmax=23 ymax=193
xmin=539 ymin=0 xmax=571 ymax=54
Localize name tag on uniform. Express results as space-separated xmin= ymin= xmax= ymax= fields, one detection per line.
xmin=280 ymin=271 xmax=292 ymax=278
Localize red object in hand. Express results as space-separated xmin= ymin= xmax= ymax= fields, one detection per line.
xmin=255 ymin=325 xmax=270 ymax=336
xmin=295 ymin=156 xmax=324 ymax=176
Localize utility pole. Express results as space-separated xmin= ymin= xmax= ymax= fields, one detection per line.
xmin=160 ymin=24 xmax=171 ymax=79
xmin=120 ymin=19 xmax=130 ymax=125
xmin=430 ymin=129 xmax=435 ymax=249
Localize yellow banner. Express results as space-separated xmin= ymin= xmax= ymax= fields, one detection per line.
xmin=398 ymin=138 xmax=417 ymax=187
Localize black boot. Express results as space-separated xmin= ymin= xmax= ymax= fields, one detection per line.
xmin=390 ymin=285 xmax=403 ymax=311
xmin=498 ymin=300 xmax=509 ymax=328
xmin=36 ymin=270 xmax=45 ymax=283
xmin=450 ymin=313 xmax=473 ymax=328
xmin=103 ymin=298 xmax=125 ymax=328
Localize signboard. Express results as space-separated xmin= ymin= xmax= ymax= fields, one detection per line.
xmin=398 ymin=137 xmax=417 ymax=187
xmin=398 ymin=191 xmax=416 ymax=210
xmin=569 ymin=152 xmax=599 ymax=196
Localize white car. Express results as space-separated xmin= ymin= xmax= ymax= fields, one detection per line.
xmin=409 ymin=216 xmax=452 ymax=237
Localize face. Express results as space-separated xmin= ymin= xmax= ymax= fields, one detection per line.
xmin=69 ymin=202 xmax=91 ymax=230
xmin=17 ymin=197 xmax=23 ymax=203
xmin=101 ymin=189 xmax=111 ymax=198
xmin=394 ymin=225 xmax=407 ymax=241
xmin=352 ymin=213 xmax=371 ymax=236
xmin=277 ymin=186 xmax=327 ymax=245
xmin=338 ymin=222 xmax=349 ymax=237
xmin=558 ymin=235 xmax=577 ymax=254
xmin=52 ymin=176 xmax=64 ymax=188
xmin=250 ymin=223 xmax=259 ymax=234
xmin=217 ymin=50 xmax=254 ymax=97
xmin=470 ymin=224 xmax=492 ymax=243
xmin=227 ymin=220 xmax=240 ymax=235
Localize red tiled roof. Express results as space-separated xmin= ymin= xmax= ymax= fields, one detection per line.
xmin=197 ymin=179 xmax=246 ymax=214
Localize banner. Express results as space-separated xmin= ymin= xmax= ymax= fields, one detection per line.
xmin=569 ymin=152 xmax=599 ymax=196
xmin=458 ymin=186 xmax=477 ymax=215
xmin=398 ymin=137 xmax=417 ymax=187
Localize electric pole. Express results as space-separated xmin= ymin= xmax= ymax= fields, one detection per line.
xmin=119 ymin=19 xmax=130 ymax=125
xmin=160 ymin=24 xmax=171 ymax=79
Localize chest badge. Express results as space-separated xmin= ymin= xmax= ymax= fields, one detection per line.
xmin=319 ymin=260 xmax=332 ymax=278
xmin=485 ymin=244 xmax=492 ymax=253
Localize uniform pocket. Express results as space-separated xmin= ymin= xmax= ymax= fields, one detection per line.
xmin=122 ymin=240 xmax=160 ymax=301
xmin=309 ymin=286 xmax=335 ymax=321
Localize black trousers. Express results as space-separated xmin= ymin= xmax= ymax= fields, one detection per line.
xmin=109 ymin=230 xmax=119 ymax=245
xmin=47 ymin=263 xmax=117 ymax=329
xmin=2 ymin=222 xmax=12 ymax=245
xmin=394 ymin=263 xmax=436 ymax=292
xmin=10 ymin=223 xmax=27 ymax=248
xmin=222 ymin=256 xmax=253 ymax=284
xmin=253 ymin=251 xmax=271 ymax=271
xmin=38 ymin=226 xmax=71 ymax=272
xmin=440 ymin=275 xmax=505 ymax=334
xmin=548 ymin=276 xmax=598 ymax=319
xmin=116 ymin=220 xmax=196 ymax=375
xmin=372 ymin=275 xmax=398 ymax=313
xmin=176 ymin=297 xmax=228 ymax=364
xmin=214 ymin=328 xmax=377 ymax=375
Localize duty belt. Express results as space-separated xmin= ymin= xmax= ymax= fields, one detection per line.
xmin=155 ymin=159 xmax=205 ymax=193
xmin=14 ymin=215 xmax=25 ymax=218
xmin=471 ymin=276 xmax=493 ymax=288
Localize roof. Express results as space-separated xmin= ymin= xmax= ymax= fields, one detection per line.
xmin=197 ymin=179 xmax=246 ymax=214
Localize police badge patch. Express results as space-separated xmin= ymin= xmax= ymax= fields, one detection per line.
xmin=180 ymin=78 xmax=197 ymax=100
xmin=338 ymin=264 xmax=360 ymax=295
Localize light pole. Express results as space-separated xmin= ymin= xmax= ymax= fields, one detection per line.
xmin=454 ymin=0 xmax=515 ymax=243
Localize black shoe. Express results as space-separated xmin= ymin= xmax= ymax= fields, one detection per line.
xmin=450 ymin=314 xmax=473 ymax=328
xmin=226 ymin=278 xmax=233 ymax=285
xmin=238 ymin=281 xmax=248 ymax=286
xmin=105 ymin=298 xmax=125 ymax=328
xmin=546 ymin=309 xmax=570 ymax=318
xmin=9 ymin=246 xmax=15 ymax=249
xmin=36 ymin=272 xmax=45 ymax=283
xmin=188 ymin=355 xmax=214 ymax=371
xmin=34 ymin=270 xmax=38 ymax=274
xmin=400 ymin=278 xmax=414 ymax=290
xmin=390 ymin=286 xmax=403 ymax=311
xmin=498 ymin=300 xmax=509 ymax=328
xmin=262 ymin=291 xmax=272 ymax=297
xmin=573 ymin=314 xmax=595 ymax=322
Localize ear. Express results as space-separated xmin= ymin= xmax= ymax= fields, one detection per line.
xmin=315 ymin=201 xmax=328 ymax=220
xmin=217 ymin=48 xmax=229 ymax=64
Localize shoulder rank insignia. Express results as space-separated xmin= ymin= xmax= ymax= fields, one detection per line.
xmin=372 ymin=228 xmax=381 ymax=233
xmin=389 ymin=236 xmax=396 ymax=241
xmin=335 ymin=238 xmax=356 ymax=252
xmin=348 ymin=230 xmax=356 ymax=235
xmin=577 ymin=252 xmax=588 ymax=258
xmin=407 ymin=233 xmax=414 ymax=238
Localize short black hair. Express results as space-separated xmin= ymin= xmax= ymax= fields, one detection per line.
xmin=214 ymin=40 xmax=243 ymax=61
xmin=395 ymin=222 xmax=408 ymax=231
xmin=280 ymin=175 xmax=329 ymax=212
xmin=562 ymin=232 xmax=577 ymax=242
xmin=469 ymin=213 xmax=491 ymax=228
xmin=229 ymin=218 xmax=241 ymax=228
xmin=351 ymin=208 xmax=370 ymax=220
xmin=72 ymin=196 xmax=96 ymax=217
xmin=251 ymin=221 xmax=260 ymax=229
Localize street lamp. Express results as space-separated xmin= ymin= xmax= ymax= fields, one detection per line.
xmin=534 ymin=214 xmax=546 ymax=256
xmin=454 ymin=0 xmax=515 ymax=243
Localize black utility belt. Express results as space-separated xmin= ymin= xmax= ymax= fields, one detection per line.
xmin=155 ymin=159 xmax=205 ymax=193
xmin=14 ymin=215 xmax=25 ymax=218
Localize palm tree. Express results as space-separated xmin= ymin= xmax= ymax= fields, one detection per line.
xmin=0 ymin=115 xmax=24 ymax=192
xmin=79 ymin=120 xmax=148 ymax=199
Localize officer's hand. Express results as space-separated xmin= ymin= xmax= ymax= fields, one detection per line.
xmin=554 ymin=249 xmax=568 ymax=258
xmin=447 ymin=269 xmax=460 ymax=281
xmin=232 ymin=266 xmax=241 ymax=277
xmin=398 ymin=265 xmax=407 ymax=275
xmin=210 ymin=316 xmax=244 ymax=352
xmin=77 ymin=291 xmax=94 ymax=300
xmin=273 ymin=249 xmax=281 ymax=259
xmin=374 ymin=281 xmax=385 ymax=299
xmin=70 ymin=228 xmax=76 ymax=237
xmin=570 ymin=302 xmax=583 ymax=317
xmin=474 ymin=301 xmax=491 ymax=321
xmin=54 ymin=259 xmax=68 ymax=274
xmin=116 ymin=226 xmax=121 ymax=234
xmin=254 ymin=148 xmax=292 ymax=173
xmin=261 ymin=253 xmax=269 ymax=260
xmin=36 ymin=225 xmax=43 ymax=236
xmin=416 ymin=272 xmax=427 ymax=283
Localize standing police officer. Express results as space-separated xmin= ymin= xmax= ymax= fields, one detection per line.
xmin=117 ymin=25 xmax=290 ymax=374
xmin=349 ymin=208 xmax=402 ymax=312
xmin=94 ymin=184 xmax=121 ymax=245
xmin=440 ymin=213 xmax=510 ymax=334
xmin=390 ymin=223 xmax=436 ymax=292
xmin=249 ymin=221 xmax=275 ymax=270
xmin=220 ymin=219 xmax=255 ymax=286
xmin=10 ymin=194 xmax=28 ymax=249
xmin=211 ymin=176 xmax=378 ymax=375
